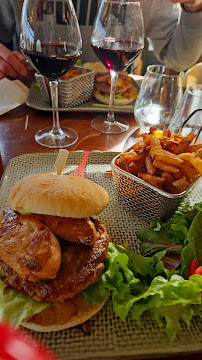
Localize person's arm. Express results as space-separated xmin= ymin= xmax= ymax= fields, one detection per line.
xmin=172 ymin=0 xmax=202 ymax=13
xmin=0 ymin=44 xmax=28 ymax=80
xmin=146 ymin=0 xmax=202 ymax=71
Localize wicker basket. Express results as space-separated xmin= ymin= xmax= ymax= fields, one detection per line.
xmin=35 ymin=66 xmax=95 ymax=108
xmin=111 ymin=153 xmax=199 ymax=222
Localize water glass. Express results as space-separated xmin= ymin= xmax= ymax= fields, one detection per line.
xmin=169 ymin=84 xmax=202 ymax=141
xmin=134 ymin=65 xmax=184 ymax=131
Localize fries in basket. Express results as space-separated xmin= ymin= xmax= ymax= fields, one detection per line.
xmin=114 ymin=128 xmax=202 ymax=194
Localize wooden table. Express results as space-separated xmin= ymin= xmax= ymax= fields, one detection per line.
xmin=0 ymin=104 xmax=137 ymax=177
xmin=0 ymin=104 xmax=201 ymax=360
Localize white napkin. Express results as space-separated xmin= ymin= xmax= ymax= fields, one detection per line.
xmin=0 ymin=78 xmax=29 ymax=116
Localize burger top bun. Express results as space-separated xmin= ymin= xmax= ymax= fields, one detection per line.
xmin=93 ymin=89 xmax=135 ymax=106
xmin=22 ymin=293 xmax=107 ymax=332
xmin=8 ymin=174 xmax=110 ymax=218
xmin=83 ymin=61 xmax=106 ymax=73
xmin=184 ymin=62 xmax=202 ymax=87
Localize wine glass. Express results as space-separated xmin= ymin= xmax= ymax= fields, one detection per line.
xmin=20 ymin=0 xmax=82 ymax=148
xmin=134 ymin=65 xmax=184 ymax=132
xmin=91 ymin=0 xmax=144 ymax=134
xmin=169 ymin=84 xmax=202 ymax=142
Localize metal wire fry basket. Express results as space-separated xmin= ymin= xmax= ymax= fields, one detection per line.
xmin=111 ymin=154 xmax=198 ymax=222
xmin=35 ymin=66 xmax=95 ymax=108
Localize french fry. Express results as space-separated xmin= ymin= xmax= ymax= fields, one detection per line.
xmin=153 ymin=160 xmax=180 ymax=174
xmin=145 ymin=156 xmax=156 ymax=175
xmin=125 ymin=153 xmax=145 ymax=162
xmin=179 ymin=160 xmax=198 ymax=183
xmin=150 ymin=149 xmax=184 ymax=166
xmin=150 ymin=135 xmax=162 ymax=150
xmin=183 ymin=133 xmax=196 ymax=142
xmin=171 ymin=140 xmax=190 ymax=155
xmin=128 ymin=162 xmax=146 ymax=175
xmin=179 ymin=153 xmax=202 ymax=176
xmin=162 ymin=129 xmax=172 ymax=138
xmin=196 ymin=148 xmax=202 ymax=159
xmin=138 ymin=173 xmax=165 ymax=188
xmin=187 ymin=144 xmax=202 ymax=153
xmin=161 ymin=171 xmax=175 ymax=183
xmin=114 ymin=127 xmax=202 ymax=194
xmin=172 ymin=178 xmax=190 ymax=193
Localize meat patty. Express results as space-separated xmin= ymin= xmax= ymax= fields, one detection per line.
xmin=0 ymin=222 xmax=109 ymax=302
xmin=32 ymin=214 xmax=97 ymax=246
xmin=0 ymin=210 xmax=61 ymax=282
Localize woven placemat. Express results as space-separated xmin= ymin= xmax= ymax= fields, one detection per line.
xmin=0 ymin=151 xmax=201 ymax=360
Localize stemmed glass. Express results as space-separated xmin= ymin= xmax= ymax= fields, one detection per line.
xmin=169 ymin=84 xmax=202 ymax=141
xmin=91 ymin=0 xmax=144 ymax=134
xmin=134 ymin=65 xmax=184 ymax=132
xmin=20 ymin=0 xmax=82 ymax=148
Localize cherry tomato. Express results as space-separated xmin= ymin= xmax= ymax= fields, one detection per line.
xmin=194 ymin=266 xmax=202 ymax=275
xmin=189 ymin=258 xmax=199 ymax=276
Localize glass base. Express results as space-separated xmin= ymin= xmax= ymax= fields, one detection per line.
xmin=35 ymin=127 xmax=78 ymax=148
xmin=91 ymin=116 xmax=129 ymax=134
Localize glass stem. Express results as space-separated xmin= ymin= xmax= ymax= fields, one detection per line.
xmin=49 ymin=80 xmax=63 ymax=136
xmin=106 ymin=70 xmax=119 ymax=124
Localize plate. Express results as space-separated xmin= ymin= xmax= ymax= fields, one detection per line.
xmin=26 ymin=82 xmax=135 ymax=113
xmin=0 ymin=151 xmax=202 ymax=360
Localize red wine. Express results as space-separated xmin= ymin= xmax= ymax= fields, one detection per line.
xmin=91 ymin=40 xmax=143 ymax=72
xmin=22 ymin=44 xmax=81 ymax=80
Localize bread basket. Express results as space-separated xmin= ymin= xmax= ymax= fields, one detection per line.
xmin=35 ymin=66 xmax=95 ymax=108
xmin=111 ymin=154 xmax=199 ymax=223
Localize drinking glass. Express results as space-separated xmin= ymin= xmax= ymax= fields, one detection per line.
xmin=20 ymin=0 xmax=82 ymax=148
xmin=91 ymin=0 xmax=144 ymax=134
xmin=134 ymin=65 xmax=184 ymax=132
xmin=169 ymin=84 xmax=202 ymax=141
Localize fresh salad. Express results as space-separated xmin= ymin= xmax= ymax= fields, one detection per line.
xmin=0 ymin=202 xmax=202 ymax=341
xmin=83 ymin=202 xmax=202 ymax=341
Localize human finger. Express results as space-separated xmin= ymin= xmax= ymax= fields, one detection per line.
xmin=0 ymin=70 xmax=6 ymax=80
xmin=12 ymin=50 xmax=25 ymax=62
xmin=0 ymin=57 xmax=19 ymax=79
xmin=0 ymin=44 xmax=27 ymax=77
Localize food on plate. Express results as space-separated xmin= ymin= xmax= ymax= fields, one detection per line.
xmin=184 ymin=62 xmax=202 ymax=87
xmin=114 ymin=127 xmax=202 ymax=193
xmin=0 ymin=174 xmax=110 ymax=331
xmin=84 ymin=202 xmax=202 ymax=341
xmin=61 ymin=66 xmax=89 ymax=80
xmin=93 ymin=71 xmax=138 ymax=105
xmin=83 ymin=61 xmax=107 ymax=73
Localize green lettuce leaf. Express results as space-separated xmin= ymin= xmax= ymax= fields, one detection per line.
xmin=83 ymin=243 xmax=202 ymax=341
xmin=0 ymin=279 xmax=49 ymax=327
xmin=136 ymin=202 xmax=202 ymax=278
xmin=136 ymin=202 xmax=202 ymax=248
xmin=104 ymin=93 xmax=123 ymax=99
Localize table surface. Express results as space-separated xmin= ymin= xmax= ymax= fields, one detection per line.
xmin=0 ymin=103 xmax=201 ymax=360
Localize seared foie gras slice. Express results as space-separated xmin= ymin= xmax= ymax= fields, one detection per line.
xmin=0 ymin=210 xmax=61 ymax=282
xmin=32 ymin=215 xmax=97 ymax=245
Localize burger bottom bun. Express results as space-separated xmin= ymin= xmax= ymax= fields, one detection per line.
xmin=93 ymin=89 xmax=135 ymax=106
xmin=21 ymin=293 xmax=107 ymax=332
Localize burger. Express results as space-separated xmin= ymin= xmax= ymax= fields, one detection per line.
xmin=0 ymin=174 xmax=110 ymax=332
xmin=93 ymin=72 xmax=138 ymax=106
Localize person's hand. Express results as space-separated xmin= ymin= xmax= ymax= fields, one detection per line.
xmin=171 ymin=0 xmax=202 ymax=12
xmin=0 ymin=44 xmax=28 ymax=80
